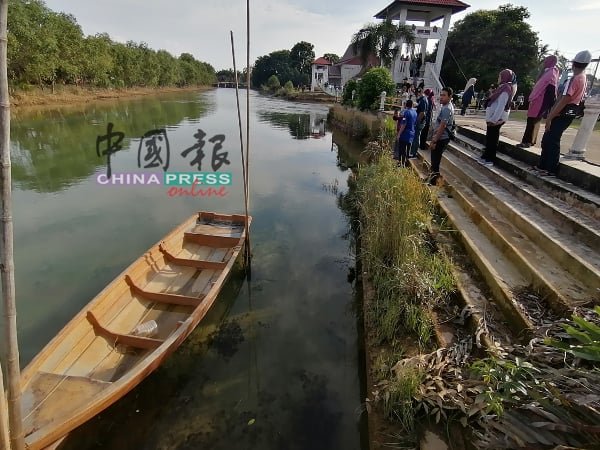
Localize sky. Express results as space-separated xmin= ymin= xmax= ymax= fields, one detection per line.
xmin=42 ymin=0 xmax=600 ymax=71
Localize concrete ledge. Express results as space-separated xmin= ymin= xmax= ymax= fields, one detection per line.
xmin=458 ymin=125 xmax=600 ymax=195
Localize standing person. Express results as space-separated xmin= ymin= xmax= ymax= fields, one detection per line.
xmin=535 ymin=50 xmax=591 ymax=176
xmin=482 ymin=83 xmax=496 ymax=108
xmin=460 ymin=78 xmax=477 ymax=115
xmin=410 ymin=88 xmax=428 ymax=158
xmin=395 ymin=100 xmax=417 ymax=165
xmin=420 ymin=88 xmax=434 ymax=150
xmin=427 ymin=87 xmax=454 ymax=186
xmin=480 ymin=69 xmax=516 ymax=166
xmin=517 ymin=55 xmax=559 ymax=148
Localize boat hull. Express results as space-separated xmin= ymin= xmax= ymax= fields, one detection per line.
xmin=20 ymin=211 xmax=251 ymax=450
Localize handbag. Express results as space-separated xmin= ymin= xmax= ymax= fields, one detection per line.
xmin=559 ymin=77 xmax=586 ymax=119
xmin=561 ymin=101 xmax=585 ymax=118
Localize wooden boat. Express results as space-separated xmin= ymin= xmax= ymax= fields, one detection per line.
xmin=20 ymin=211 xmax=251 ymax=450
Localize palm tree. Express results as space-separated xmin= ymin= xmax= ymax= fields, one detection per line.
xmin=352 ymin=18 xmax=415 ymax=68
xmin=537 ymin=43 xmax=551 ymax=64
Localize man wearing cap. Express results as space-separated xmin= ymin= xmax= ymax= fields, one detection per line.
xmin=409 ymin=88 xmax=429 ymax=158
xmin=535 ymin=50 xmax=591 ymax=176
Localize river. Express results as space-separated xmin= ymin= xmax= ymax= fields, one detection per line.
xmin=5 ymin=88 xmax=369 ymax=449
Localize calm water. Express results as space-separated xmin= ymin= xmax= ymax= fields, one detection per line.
xmin=5 ymin=89 xmax=368 ymax=449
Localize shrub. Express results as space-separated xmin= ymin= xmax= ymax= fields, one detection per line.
xmin=342 ymin=79 xmax=358 ymax=106
xmin=266 ymin=74 xmax=280 ymax=91
xmin=357 ymin=67 xmax=395 ymax=110
xmin=283 ymin=80 xmax=294 ymax=94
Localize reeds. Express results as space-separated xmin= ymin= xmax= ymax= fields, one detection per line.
xmin=357 ymin=156 xmax=455 ymax=349
xmin=356 ymin=152 xmax=456 ymax=438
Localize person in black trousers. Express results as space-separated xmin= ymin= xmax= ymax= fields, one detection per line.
xmin=427 ymin=87 xmax=454 ymax=185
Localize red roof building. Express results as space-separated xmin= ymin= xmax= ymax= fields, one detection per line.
xmin=311 ymin=57 xmax=332 ymax=66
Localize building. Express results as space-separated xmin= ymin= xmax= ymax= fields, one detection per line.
xmin=374 ymin=0 xmax=470 ymax=91
xmin=310 ymin=47 xmax=379 ymax=92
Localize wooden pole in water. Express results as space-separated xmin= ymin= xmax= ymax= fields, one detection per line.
xmin=244 ymin=0 xmax=251 ymax=270
xmin=0 ymin=1 xmax=25 ymax=449
xmin=230 ymin=32 xmax=251 ymax=273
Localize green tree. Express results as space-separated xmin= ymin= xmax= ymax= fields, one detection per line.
xmin=217 ymin=69 xmax=243 ymax=82
xmin=7 ymin=0 xmax=59 ymax=86
xmin=251 ymin=50 xmax=300 ymax=88
xmin=440 ymin=4 xmax=538 ymax=94
xmin=50 ymin=12 xmax=84 ymax=87
xmin=356 ymin=67 xmax=394 ymax=110
xmin=156 ymin=50 xmax=180 ymax=86
xmin=323 ymin=53 xmax=340 ymax=64
xmin=6 ymin=0 xmax=215 ymax=89
xmin=81 ymin=33 xmax=114 ymax=86
xmin=351 ymin=18 xmax=415 ymax=67
xmin=290 ymin=41 xmax=314 ymax=83
xmin=266 ymin=74 xmax=280 ymax=91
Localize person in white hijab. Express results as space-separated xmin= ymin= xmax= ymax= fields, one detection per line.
xmin=460 ymin=78 xmax=477 ymax=115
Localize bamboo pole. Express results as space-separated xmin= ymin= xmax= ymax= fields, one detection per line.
xmin=0 ymin=1 xmax=25 ymax=449
xmin=244 ymin=0 xmax=251 ymax=270
xmin=230 ymin=32 xmax=251 ymax=275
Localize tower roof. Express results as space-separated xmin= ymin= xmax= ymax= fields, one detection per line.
xmin=375 ymin=0 xmax=469 ymax=21
xmin=311 ymin=57 xmax=332 ymax=65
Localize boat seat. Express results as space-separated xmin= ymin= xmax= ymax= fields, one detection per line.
xmin=158 ymin=243 xmax=226 ymax=270
xmin=124 ymin=275 xmax=205 ymax=306
xmin=86 ymin=311 xmax=164 ymax=350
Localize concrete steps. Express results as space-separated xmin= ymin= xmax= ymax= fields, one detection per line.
xmin=411 ymin=129 xmax=600 ymax=342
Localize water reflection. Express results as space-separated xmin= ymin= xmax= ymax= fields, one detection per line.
xmin=257 ymin=109 xmax=327 ymax=140
xmin=10 ymin=89 xmax=370 ymax=450
xmin=10 ymin=92 xmax=212 ymax=193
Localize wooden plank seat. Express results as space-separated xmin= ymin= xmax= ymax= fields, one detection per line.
xmin=86 ymin=312 xmax=163 ymax=350
xmin=183 ymin=232 xmax=240 ymax=248
xmin=158 ymin=243 xmax=227 ymax=270
xmin=124 ymin=275 xmax=206 ymax=306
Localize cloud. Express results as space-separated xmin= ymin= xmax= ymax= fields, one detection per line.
xmin=42 ymin=0 xmax=600 ymax=70
xmin=570 ymin=1 xmax=600 ymax=11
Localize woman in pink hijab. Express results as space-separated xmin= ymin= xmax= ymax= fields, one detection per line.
xmin=517 ymin=56 xmax=559 ymax=148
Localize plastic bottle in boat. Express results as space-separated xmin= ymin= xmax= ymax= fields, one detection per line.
xmin=132 ymin=320 xmax=158 ymax=337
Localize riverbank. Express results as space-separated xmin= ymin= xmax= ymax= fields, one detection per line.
xmin=9 ymin=85 xmax=212 ymax=110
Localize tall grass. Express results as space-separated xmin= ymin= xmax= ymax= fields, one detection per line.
xmin=357 ymin=157 xmax=455 ymax=349
xmin=356 ymin=154 xmax=456 ymax=439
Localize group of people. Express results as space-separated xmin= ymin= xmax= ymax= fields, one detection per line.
xmin=392 ymin=49 xmax=592 ymax=184
xmin=393 ymin=86 xmax=457 ymax=186
xmin=392 ymin=88 xmax=435 ymax=162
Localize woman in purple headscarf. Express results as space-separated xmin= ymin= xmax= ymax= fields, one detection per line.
xmin=517 ymin=56 xmax=559 ymax=148
xmin=480 ymin=69 xmax=517 ymax=166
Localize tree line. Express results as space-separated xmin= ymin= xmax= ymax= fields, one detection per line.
xmin=250 ymin=41 xmax=340 ymax=89
xmin=7 ymin=0 xmax=216 ymax=90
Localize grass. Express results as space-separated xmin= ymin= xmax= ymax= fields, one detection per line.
xmin=357 ymin=157 xmax=455 ymax=350
xmin=383 ymin=365 xmax=425 ymax=432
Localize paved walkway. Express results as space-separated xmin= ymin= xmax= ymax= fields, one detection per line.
xmin=455 ymin=112 xmax=600 ymax=166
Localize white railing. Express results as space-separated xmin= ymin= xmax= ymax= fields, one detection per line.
xmin=316 ymin=80 xmax=341 ymax=99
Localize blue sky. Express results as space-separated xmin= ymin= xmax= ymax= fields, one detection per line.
xmin=43 ymin=0 xmax=599 ymax=71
